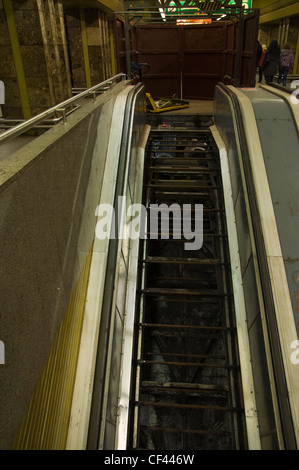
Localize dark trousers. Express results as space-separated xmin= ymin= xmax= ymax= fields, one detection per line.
xmin=277 ymin=67 xmax=289 ymax=87
xmin=265 ymin=75 xmax=274 ymax=85
xmin=258 ymin=67 xmax=263 ymax=82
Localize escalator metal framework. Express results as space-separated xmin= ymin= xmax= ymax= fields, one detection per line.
xmin=128 ymin=115 xmax=248 ymax=450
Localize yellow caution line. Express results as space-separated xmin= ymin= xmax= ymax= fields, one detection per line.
xmin=3 ymin=0 xmax=31 ymax=119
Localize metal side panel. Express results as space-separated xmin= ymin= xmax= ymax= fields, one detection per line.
xmin=210 ymin=125 xmax=261 ymax=450
xmin=241 ymin=86 xmax=299 ymax=336
xmin=259 ymin=85 xmax=299 ymax=131
xmin=214 ymin=85 xmax=281 ymax=449
xmin=228 ymin=86 xmax=299 ymax=449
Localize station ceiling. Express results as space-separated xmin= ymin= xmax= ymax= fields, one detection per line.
xmin=115 ymin=1 xmax=254 ymax=23
xmin=62 ymin=1 xmax=255 ymax=22
xmin=61 ymin=1 xmax=299 ymax=24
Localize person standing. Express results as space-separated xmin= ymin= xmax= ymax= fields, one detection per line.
xmin=262 ymin=40 xmax=281 ymax=85
xmin=256 ymin=40 xmax=262 ymax=69
xmin=277 ymin=43 xmax=294 ymax=87
xmin=255 ymin=40 xmax=262 ymax=85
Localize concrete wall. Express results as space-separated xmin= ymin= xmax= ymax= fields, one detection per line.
xmin=0 ymin=80 xmax=128 ymax=449
xmin=64 ymin=6 xmax=113 ymax=89
xmin=0 ymin=0 xmax=117 ymax=119
xmin=1 ymin=0 xmax=72 ymax=119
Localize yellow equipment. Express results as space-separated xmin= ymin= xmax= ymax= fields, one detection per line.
xmin=146 ymin=93 xmax=189 ymax=113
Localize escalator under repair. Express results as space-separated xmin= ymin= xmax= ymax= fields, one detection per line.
xmin=128 ymin=116 xmax=247 ymax=450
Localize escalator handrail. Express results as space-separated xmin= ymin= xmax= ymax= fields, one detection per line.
xmin=87 ymin=82 xmax=145 ymax=450
xmin=215 ymin=82 xmax=297 ymax=450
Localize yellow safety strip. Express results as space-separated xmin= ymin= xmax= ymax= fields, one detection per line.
xmin=13 ymin=247 xmax=93 ymax=450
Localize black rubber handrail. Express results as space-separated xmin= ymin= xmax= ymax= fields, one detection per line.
xmin=87 ymin=82 xmax=145 ymax=450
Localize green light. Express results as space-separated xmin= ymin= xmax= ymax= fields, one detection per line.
xmin=228 ymin=0 xmax=252 ymax=7
xmin=165 ymin=0 xmax=252 ymax=14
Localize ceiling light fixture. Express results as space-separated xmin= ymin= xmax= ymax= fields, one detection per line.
xmin=159 ymin=7 xmax=166 ymax=21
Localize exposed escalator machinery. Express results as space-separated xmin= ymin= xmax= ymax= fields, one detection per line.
xmin=129 ymin=116 xmax=247 ymax=450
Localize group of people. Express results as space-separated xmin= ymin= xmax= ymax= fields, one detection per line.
xmin=257 ymin=40 xmax=294 ymax=86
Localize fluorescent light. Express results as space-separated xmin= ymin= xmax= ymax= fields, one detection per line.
xmin=159 ymin=7 xmax=166 ymax=20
